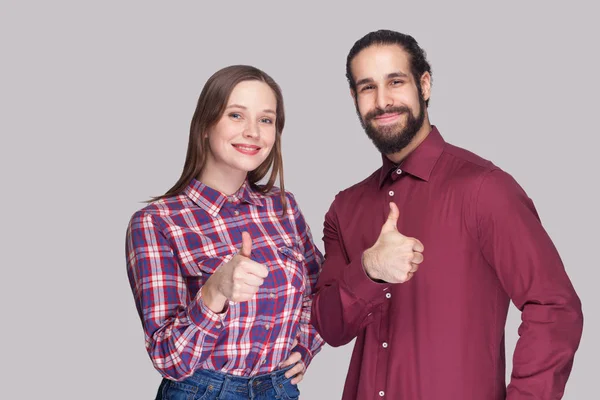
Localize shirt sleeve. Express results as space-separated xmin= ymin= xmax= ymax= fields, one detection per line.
xmin=311 ymin=195 xmax=391 ymax=347
xmin=287 ymin=193 xmax=325 ymax=367
xmin=475 ymin=169 xmax=583 ymax=399
xmin=125 ymin=211 xmax=228 ymax=381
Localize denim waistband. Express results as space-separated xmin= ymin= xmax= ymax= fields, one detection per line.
xmin=166 ymin=364 xmax=295 ymax=397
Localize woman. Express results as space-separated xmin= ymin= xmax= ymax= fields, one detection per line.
xmin=125 ymin=65 xmax=323 ymax=400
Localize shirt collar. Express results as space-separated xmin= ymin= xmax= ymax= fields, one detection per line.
xmin=184 ymin=179 xmax=264 ymax=217
xmin=378 ymin=125 xmax=446 ymax=187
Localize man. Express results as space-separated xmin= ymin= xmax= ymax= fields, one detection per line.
xmin=311 ymin=30 xmax=583 ymax=399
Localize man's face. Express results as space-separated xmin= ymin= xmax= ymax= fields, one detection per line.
xmin=351 ymin=44 xmax=428 ymax=154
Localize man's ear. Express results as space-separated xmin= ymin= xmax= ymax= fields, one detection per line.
xmin=420 ymin=72 xmax=431 ymax=102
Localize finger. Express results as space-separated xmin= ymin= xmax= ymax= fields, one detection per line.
xmin=246 ymin=261 xmax=269 ymax=279
xmin=409 ymin=262 xmax=419 ymax=273
xmin=239 ymin=231 xmax=252 ymax=258
xmin=291 ymin=372 xmax=304 ymax=385
xmin=231 ymin=286 xmax=259 ymax=302
xmin=285 ymin=361 xmax=305 ymax=379
xmin=243 ymin=274 xmax=264 ymax=287
xmin=412 ymin=238 xmax=424 ymax=253
xmin=235 ymin=282 xmax=261 ymax=296
xmin=381 ymin=202 xmax=400 ymax=233
xmin=280 ymin=351 xmax=302 ymax=368
xmin=412 ymin=252 xmax=424 ymax=264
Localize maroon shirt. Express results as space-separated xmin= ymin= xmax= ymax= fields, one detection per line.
xmin=311 ymin=127 xmax=583 ymax=399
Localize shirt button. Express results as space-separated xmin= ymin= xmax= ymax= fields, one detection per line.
xmin=234 ymin=210 xmax=240 ymax=216
xmin=396 ymin=169 xmax=402 ymax=175
xmin=261 ymin=359 xmax=266 ymax=364
xmin=388 ymin=190 xmax=394 ymax=196
xmin=385 ymin=293 xmax=391 ymax=299
xmin=379 ymin=391 xmax=385 ymax=397
xmin=265 ymin=324 xmax=271 ymax=330
xmin=215 ymin=323 xmax=222 ymax=328
xmin=269 ymin=293 xmax=276 ymax=299
xmin=382 ymin=342 xmax=388 ymax=348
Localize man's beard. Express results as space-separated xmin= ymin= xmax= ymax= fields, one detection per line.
xmin=357 ymin=94 xmax=426 ymax=155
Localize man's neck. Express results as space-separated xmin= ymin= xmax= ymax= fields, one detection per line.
xmin=385 ymin=120 xmax=432 ymax=164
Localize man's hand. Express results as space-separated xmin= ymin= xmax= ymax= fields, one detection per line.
xmin=362 ymin=202 xmax=424 ymax=283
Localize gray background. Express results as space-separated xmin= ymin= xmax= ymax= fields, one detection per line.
xmin=1 ymin=1 xmax=597 ymax=398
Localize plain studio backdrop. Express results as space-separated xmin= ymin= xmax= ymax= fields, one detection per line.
xmin=1 ymin=1 xmax=597 ymax=398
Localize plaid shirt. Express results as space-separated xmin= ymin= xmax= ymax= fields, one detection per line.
xmin=126 ymin=179 xmax=324 ymax=381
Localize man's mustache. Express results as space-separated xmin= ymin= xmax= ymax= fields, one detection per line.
xmin=365 ymin=106 xmax=410 ymax=122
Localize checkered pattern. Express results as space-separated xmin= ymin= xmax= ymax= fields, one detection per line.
xmin=126 ymin=179 xmax=324 ymax=381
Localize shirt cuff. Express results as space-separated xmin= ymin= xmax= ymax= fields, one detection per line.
xmin=290 ymin=343 xmax=314 ymax=368
xmin=343 ymin=255 xmax=391 ymax=305
xmin=188 ymin=291 xmax=228 ymax=339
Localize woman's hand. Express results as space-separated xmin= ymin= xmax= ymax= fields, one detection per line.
xmin=202 ymin=232 xmax=268 ymax=312
xmin=280 ymin=339 xmax=306 ymax=384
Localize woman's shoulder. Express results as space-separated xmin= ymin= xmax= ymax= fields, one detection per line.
xmin=128 ymin=193 xmax=190 ymax=225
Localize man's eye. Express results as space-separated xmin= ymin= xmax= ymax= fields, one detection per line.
xmin=392 ymin=80 xmax=404 ymax=85
xmin=360 ymin=85 xmax=374 ymax=92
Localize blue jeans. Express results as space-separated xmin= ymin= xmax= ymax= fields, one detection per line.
xmin=156 ymin=365 xmax=300 ymax=400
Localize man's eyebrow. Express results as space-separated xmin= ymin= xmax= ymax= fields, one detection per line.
xmin=355 ymin=77 xmax=375 ymax=87
xmin=388 ymin=72 xmax=409 ymax=79
xmin=227 ymin=104 xmax=276 ymax=115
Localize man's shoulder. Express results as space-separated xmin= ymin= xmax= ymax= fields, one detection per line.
xmin=442 ymin=142 xmax=497 ymax=173
xmin=435 ymin=141 xmax=505 ymax=190
xmin=438 ymin=142 xmax=531 ymax=205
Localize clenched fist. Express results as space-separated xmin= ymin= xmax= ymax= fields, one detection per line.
xmin=202 ymin=232 xmax=269 ymax=312
xmin=362 ymin=202 xmax=424 ymax=284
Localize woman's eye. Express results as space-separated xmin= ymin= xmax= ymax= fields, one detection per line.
xmin=230 ymin=113 xmax=242 ymax=119
xmin=260 ymin=117 xmax=273 ymax=124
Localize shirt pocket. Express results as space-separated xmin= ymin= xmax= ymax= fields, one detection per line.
xmin=178 ymin=240 xmax=237 ymax=277
xmin=277 ymin=245 xmax=307 ymax=293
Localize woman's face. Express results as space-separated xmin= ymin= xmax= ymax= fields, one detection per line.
xmin=205 ymin=80 xmax=277 ymax=177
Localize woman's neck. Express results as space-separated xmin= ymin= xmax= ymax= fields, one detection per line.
xmin=198 ymin=164 xmax=247 ymax=196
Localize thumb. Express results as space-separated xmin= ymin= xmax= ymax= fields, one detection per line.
xmin=239 ymin=231 xmax=252 ymax=258
xmin=381 ymin=202 xmax=400 ymax=233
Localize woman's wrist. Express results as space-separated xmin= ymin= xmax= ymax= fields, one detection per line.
xmin=201 ymin=276 xmax=228 ymax=313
